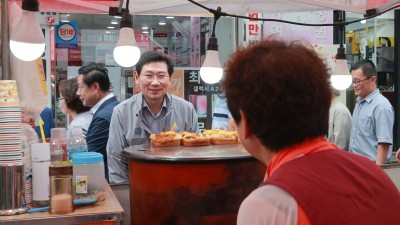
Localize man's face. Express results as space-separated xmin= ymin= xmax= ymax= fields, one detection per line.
xmin=76 ymin=75 xmax=97 ymax=107
xmin=135 ymin=62 xmax=171 ymax=103
xmin=351 ymin=68 xmax=375 ymax=99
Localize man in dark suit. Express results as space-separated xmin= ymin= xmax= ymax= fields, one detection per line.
xmin=76 ymin=64 xmax=119 ymax=182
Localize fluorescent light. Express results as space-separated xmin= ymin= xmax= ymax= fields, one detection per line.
xmin=142 ymin=31 xmax=149 ymax=34
xmin=166 ymin=16 xmax=175 ymax=19
xmin=159 ymin=21 xmax=166 ymax=25
xmin=107 ymin=26 xmax=115 ymax=29
xmin=142 ymin=26 xmax=149 ymax=30
xmin=111 ymin=21 xmax=119 ymax=25
xmin=360 ymin=19 xmax=366 ymax=24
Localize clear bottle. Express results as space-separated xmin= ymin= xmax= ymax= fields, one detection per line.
xmin=67 ymin=127 xmax=88 ymax=161
xmin=49 ymin=164 xmax=74 ymax=214
xmin=50 ymin=128 xmax=67 ymax=161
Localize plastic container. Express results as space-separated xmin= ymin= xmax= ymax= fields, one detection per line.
xmin=31 ymin=143 xmax=50 ymax=208
xmin=49 ymin=165 xmax=74 ymax=214
xmin=72 ymin=152 xmax=105 ymax=200
xmin=67 ymin=127 xmax=88 ymax=160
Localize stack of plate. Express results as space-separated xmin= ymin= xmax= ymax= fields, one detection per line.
xmin=0 ymin=80 xmax=22 ymax=164
xmin=0 ymin=80 xmax=27 ymax=206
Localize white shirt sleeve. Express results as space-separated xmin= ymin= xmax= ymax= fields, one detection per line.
xmin=237 ymin=185 xmax=298 ymax=225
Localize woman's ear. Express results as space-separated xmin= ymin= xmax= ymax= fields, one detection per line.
xmin=239 ymin=110 xmax=252 ymax=139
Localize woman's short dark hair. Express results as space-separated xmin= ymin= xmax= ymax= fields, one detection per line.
xmin=135 ymin=51 xmax=174 ymax=76
xmin=59 ymin=78 xmax=91 ymax=114
xmin=223 ymin=39 xmax=331 ymax=151
xmin=78 ymin=63 xmax=111 ymax=92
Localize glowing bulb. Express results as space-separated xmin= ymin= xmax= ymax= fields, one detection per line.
xmin=113 ymin=27 xmax=140 ymax=67
xmin=200 ymin=50 xmax=223 ymax=84
xmin=10 ymin=9 xmax=45 ymax=61
xmin=331 ymin=59 xmax=352 ymax=90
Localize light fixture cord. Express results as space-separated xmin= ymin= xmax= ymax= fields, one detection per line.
xmin=126 ymin=0 xmax=130 ymax=13
xmin=211 ymin=7 xmax=222 ymax=38
xmin=186 ymin=0 xmax=400 ymax=27
xmin=336 ymin=16 xmax=346 ymax=60
xmin=120 ymin=0 xmax=132 ymax=28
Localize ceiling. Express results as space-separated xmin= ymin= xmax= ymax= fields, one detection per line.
xmin=8 ymin=0 xmax=400 ymax=15
xmin=7 ymin=0 xmax=400 ymax=34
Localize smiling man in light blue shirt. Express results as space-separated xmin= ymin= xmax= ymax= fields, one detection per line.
xmin=348 ymin=60 xmax=394 ymax=165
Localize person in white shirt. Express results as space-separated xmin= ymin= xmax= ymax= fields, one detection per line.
xmin=327 ymin=87 xmax=351 ymax=150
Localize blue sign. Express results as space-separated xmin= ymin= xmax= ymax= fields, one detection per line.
xmin=56 ymin=22 xmax=78 ymax=48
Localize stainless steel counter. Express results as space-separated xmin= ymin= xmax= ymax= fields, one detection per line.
xmin=123 ymin=143 xmax=251 ymax=162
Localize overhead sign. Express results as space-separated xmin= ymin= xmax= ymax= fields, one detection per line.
xmin=39 ymin=12 xmax=59 ymax=25
xmin=56 ymin=22 xmax=78 ymax=49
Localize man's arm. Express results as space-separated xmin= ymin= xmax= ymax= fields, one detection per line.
xmin=107 ymin=109 xmax=129 ymax=183
xmin=374 ymin=105 xmax=394 ymax=165
xmin=190 ymin=104 xmax=200 ymax=133
xmin=376 ymin=143 xmax=390 ymax=165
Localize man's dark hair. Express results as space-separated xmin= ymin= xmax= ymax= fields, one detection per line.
xmin=135 ymin=51 xmax=174 ymax=76
xmin=78 ymin=63 xmax=111 ymax=92
xmin=350 ymin=59 xmax=376 ymax=78
xmin=59 ymin=78 xmax=91 ymax=113
xmin=223 ymin=38 xmax=331 ymax=151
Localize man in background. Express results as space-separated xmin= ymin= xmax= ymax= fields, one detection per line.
xmin=327 ymin=87 xmax=351 ymax=150
xmin=348 ymin=60 xmax=394 ymax=165
xmin=107 ymin=51 xmax=199 ymax=184
xmin=77 ymin=64 xmax=119 ymax=181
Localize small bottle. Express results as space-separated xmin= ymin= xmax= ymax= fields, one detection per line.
xmin=49 ymin=164 xmax=74 ymax=214
xmin=67 ymin=127 xmax=88 ymax=160
xmin=31 ymin=143 xmax=50 ymax=208
xmin=50 ymin=128 xmax=67 ymax=161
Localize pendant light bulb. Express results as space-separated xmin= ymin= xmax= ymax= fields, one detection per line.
xmin=113 ymin=12 xmax=140 ymax=67
xmin=200 ymin=37 xmax=223 ymax=84
xmin=10 ymin=0 xmax=45 ymax=61
xmin=331 ymin=45 xmax=352 ymax=90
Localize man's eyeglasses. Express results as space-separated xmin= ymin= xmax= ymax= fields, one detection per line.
xmin=352 ymin=76 xmax=373 ymax=86
xmin=141 ymin=74 xmax=169 ymax=82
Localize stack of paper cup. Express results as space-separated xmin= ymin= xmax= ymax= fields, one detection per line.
xmin=0 ymin=80 xmax=19 ymax=106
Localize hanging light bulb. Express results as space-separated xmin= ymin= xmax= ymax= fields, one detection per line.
xmin=331 ymin=22 xmax=352 ymax=90
xmin=113 ymin=10 xmax=140 ymax=67
xmin=9 ymin=0 xmax=45 ymax=61
xmin=200 ymin=37 xmax=223 ymax=84
xmin=200 ymin=7 xmax=223 ymax=84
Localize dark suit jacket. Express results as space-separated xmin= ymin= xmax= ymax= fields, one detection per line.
xmin=86 ymin=96 xmax=119 ymax=181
